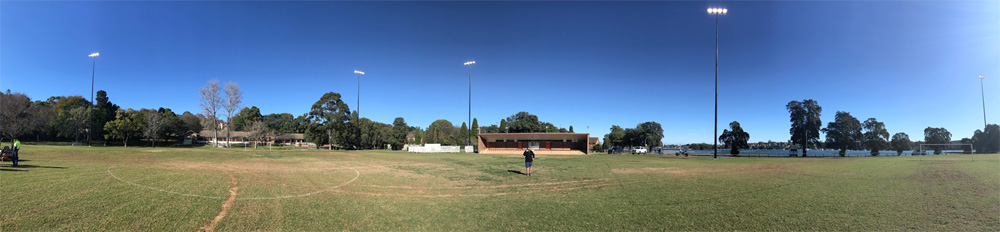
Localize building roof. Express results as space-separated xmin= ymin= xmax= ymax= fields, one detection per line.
xmin=198 ymin=131 xmax=254 ymax=138
xmin=479 ymin=133 xmax=590 ymax=136
xmin=274 ymin=133 xmax=305 ymax=140
xmin=196 ymin=131 xmax=305 ymax=140
xmin=478 ymin=133 xmax=590 ymax=140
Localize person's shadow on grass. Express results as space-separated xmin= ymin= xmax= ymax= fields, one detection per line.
xmin=507 ymin=170 xmax=527 ymax=175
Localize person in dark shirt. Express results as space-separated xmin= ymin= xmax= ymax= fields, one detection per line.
xmin=523 ymin=147 xmax=535 ymax=176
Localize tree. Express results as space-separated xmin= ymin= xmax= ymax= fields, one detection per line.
xmin=459 ymin=122 xmax=469 ymax=146
xmin=923 ymin=127 xmax=952 ymax=154
xmin=156 ymin=108 xmax=186 ymax=142
xmin=499 ymin=119 xmax=507 ymax=133
xmin=471 ymin=118 xmax=479 ymax=146
xmin=972 ymin=124 xmax=999 ymax=153
xmin=54 ymin=106 xmax=89 ymax=144
xmin=606 ymin=125 xmax=625 ymax=148
xmin=890 ymin=132 xmax=912 ymax=156
xmin=27 ymin=99 xmax=57 ymax=141
xmin=787 ymin=99 xmax=822 ymax=156
xmin=92 ymin=90 xmax=120 ymax=143
xmin=569 ymin=125 xmax=574 ymax=133
xmin=425 ymin=119 xmax=457 ymax=145
xmin=823 ymin=111 xmax=863 ymax=156
xmin=391 ymin=117 xmax=409 ymax=150
xmin=143 ymin=111 xmax=167 ymax=147
xmin=104 ymin=109 xmax=143 ymax=147
xmin=179 ymin=111 xmax=202 ymax=133
xmin=247 ymin=121 xmax=269 ymax=149
xmin=304 ymin=122 xmax=327 ymax=150
xmin=718 ymin=121 xmax=750 ymax=156
xmin=623 ymin=128 xmax=638 ymax=147
xmin=506 ymin=112 xmax=543 ymax=133
xmin=482 ymin=124 xmax=500 ymax=133
xmin=960 ymin=138 xmax=974 ymax=153
xmin=222 ymin=81 xmax=243 ymax=148
xmin=414 ymin=129 xmax=424 ymax=145
xmin=199 ymin=80 xmax=222 ymax=147
xmin=0 ymin=92 xmax=35 ymax=140
xmin=308 ymin=92 xmax=351 ymax=150
xmin=230 ymin=106 xmax=262 ymax=131
xmin=345 ymin=111 xmax=361 ymax=149
xmin=636 ymin=121 xmax=664 ymax=148
xmin=862 ymin=118 xmax=890 ymax=156
xmin=262 ymin=113 xmax=297 ymax=133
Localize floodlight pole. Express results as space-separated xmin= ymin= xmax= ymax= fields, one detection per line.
xmin=465 ymin=61 xmax=476 ymax=149
xmin=355 ymin=70 xmax=364 ymax=150
xmin=713 ymin=11 xmax=718 ymax=160
xmin=980 ymin=76 xmax=987 ymax=129
xmin=977 ymin=75 xmax=986 ymax=162
xmin=708 ymin=8 xmax=726 ymax=159
xmin=88 ymin=53 xmax=99 ymax=147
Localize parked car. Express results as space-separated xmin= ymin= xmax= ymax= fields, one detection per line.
xmin=631 ymin=147 xmax=648 ymax=154
xmin=608 ymin=147 xmax=624 ymax=154
xmin=789 ymin=148 xmax=798 ymax=157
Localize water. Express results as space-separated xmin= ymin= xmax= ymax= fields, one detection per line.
xmin=672 ymin=149 xmax=970 ymax=157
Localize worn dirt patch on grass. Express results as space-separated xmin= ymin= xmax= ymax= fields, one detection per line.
xmin=199 ymin=172 xmax=238 ymax=232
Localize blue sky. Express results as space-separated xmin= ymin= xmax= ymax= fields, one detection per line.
xmin=2 ymin=1 xmax=997 ymax=144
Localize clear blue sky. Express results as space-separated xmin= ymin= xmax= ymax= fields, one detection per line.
xmin=2 ymin=1 xmax=998 ymax=144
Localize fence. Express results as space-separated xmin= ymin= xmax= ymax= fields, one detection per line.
xmin=407 ymin=144 xmax=461 ymax=153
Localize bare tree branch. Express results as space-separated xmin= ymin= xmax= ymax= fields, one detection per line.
xmin=199 ymin=80 xmax=221 ymax=147
xmin=223 ymin=81 xmax=243 ymax=148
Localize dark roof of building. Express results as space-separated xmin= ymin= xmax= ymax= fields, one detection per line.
xmin=479 ymin=133 xmax=589 ymax=135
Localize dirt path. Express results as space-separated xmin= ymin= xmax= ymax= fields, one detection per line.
xmin=198 ymin=173 xmax=238 ymax=232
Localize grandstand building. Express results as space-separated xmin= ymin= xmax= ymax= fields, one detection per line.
xmin=477 ymin=133 xmax=590 ymax=155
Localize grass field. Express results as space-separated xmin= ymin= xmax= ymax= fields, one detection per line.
xmin=2 ymin=144 xmax=998 ymax=231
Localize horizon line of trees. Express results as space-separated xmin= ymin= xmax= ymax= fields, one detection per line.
xmin=4 ymin=89 xmax=997 ymax=155
xmin=787 ymin=99 xmax=998 ymax=156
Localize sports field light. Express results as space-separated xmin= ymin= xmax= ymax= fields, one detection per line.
xmin=979 ymin=75 xmax=987 ymax=129
xmin=707 ymin=8 xmax=727 ymax=14
xmin=707 ymin=7 xmax=727 ymax=159
xmin=464 ymin=61 xmax=476 ymax=149
xmin=87 ymin=52 xmax=100 ymax=146
xmin=354 ymin=70 xmax=364 ymax=75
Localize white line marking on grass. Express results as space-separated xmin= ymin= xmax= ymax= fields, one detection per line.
xmin=107 ymin=166 xmax=359 ymax=200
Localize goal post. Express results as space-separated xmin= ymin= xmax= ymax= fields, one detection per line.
xmin=918 ymin=143 xmax=973 ymax=155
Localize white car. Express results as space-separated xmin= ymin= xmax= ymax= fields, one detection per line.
xmin=631 ymin=147 xmax=648 ymax=154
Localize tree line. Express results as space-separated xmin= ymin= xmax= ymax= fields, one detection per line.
xmin=0 ymin=90 xmax=202 ymax=147
xmin=787 ymin=99 xmax=998 ymax=156
xmin=597 ymin=121 xmax=665 ymax=151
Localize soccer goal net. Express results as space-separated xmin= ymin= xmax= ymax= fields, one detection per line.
xmin=918 ymin=143 xmax=973 ymax=155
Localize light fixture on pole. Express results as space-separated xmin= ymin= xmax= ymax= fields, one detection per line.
xmin=707 ymin=8 xmax=726 ymax=159
xmin=464 ymin=61 xmax=475 ymax=150
xmin=88 ymin=52 xmax=99 ymax=147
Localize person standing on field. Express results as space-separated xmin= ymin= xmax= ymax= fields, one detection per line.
xmin=523 ymin=147 xmax=535 ymax=176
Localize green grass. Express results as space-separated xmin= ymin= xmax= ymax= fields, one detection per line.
xmin=2 ymin=145 xmax=998 ymax=231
